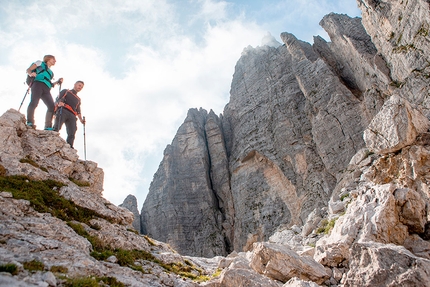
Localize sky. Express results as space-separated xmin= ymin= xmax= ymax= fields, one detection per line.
xmin=0 ymin=0 xmax=361 ymax=208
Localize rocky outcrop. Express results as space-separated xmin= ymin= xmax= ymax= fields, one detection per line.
xmin=0 ymin=109 xmax=104 ymax=195
xmin=358 ymin=0 xmax=430 ymax=116
xmin=141 ymin=109 xmax=228 ymax=257
xmin=119 ymin=194 xmax=141 ymax=232
xmin=141 ymin=2 xmax=413 ymax=257
xmin=0 ymin=109 xmax=213 ymax=286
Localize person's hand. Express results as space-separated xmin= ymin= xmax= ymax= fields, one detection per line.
xmin=58 ymin=102 xmax=65 ymax=107
xmin=29 ymin=72 xmax=36 ymax=77
xmin=57 ymin=78 xmax=64 ymax=84
xmin=81 ymin=118 xmax=86 ymax=125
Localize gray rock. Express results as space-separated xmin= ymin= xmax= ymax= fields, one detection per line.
xmin=363 ymin=95 xmax=430 ymax=154
xmin=119 ymin=194 xmax=141 ymax=232
xmin=250 ymin=242 xmax=328 ymax=284
xmin=141 ymin=108 xmax=227 ymax=257
xmin=344 ymin=242 xmax=430 ymax=286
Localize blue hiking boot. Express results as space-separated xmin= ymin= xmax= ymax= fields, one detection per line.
xmin=26 ymin=122 xmax=35 ymax=129
xmin=44 ymin=127 xmax=54 ymax=131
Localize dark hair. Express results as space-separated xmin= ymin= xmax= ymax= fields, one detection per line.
xmin=76 ymin=81 xmax=85 ymax=85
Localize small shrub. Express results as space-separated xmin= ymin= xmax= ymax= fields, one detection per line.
xmin=90 ymin=250 xmax=115 ymax=261
xmin=0 ymin=164 xmax=6 ymax=176
xmin=50 ymin=265 xmax=68 ymax=273
xmin=212 ymin=268 xmax=222 ymax=278
xmin=316 ymin=218 xmax=337 ymax=235
xmin=19 ymin=157 xmax=39 ymax=168
xmin=64 ymin=277 xmax=98 ymax=287
xmin=69 ymin=177 xmax=90 ymax=187
xmin=67 ymin=222 xmax=108 ymax=252
xmin=340 ymin=193 xmax=350 ymax=201
xmin=0 ymin=263 xmax=18 ymax=275
xmin=19 ymin=157 xmax=48 ymax=173
xmin=23 ymin=260 xmax=44 ymax=272
xmin=64 ymin=276 xmax=125 ymax=287
xmin=116 ymin=249 xmax=157 ymax=266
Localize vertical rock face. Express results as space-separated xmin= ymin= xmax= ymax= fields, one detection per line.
xmin=358 ymin=0 xmax=430 ymax=115
xmin=141 ymin=108 xmax=228 ymax=257
xmin=119 ymin=194 xmax=141 ymax=232
xmin=141 ymin=1 xmax=430 ymax=259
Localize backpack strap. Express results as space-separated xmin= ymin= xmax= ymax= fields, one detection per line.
xmin=60 ymin=89 xmax=81 ymax=116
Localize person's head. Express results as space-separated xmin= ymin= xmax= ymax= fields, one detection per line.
xmin=74 ymin=81 xmax=85 ymax=92
xmin=43 ymin=55 xmax=56 ymax=67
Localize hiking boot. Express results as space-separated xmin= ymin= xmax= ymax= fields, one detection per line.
xmin=44 ymin=127 xmax=54 ymax=131
xmin=45 ymin=111 xmax=54 ymax=129
xmin=26 ymin=122 xmax=36 ymax=129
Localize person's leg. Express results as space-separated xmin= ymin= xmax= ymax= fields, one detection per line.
xmin=26 ymin=82 xmax=44 ymax=126
xmin=40 ymin=86 xmax=55 ymax=129
xmin=65 ymin=114 xmax=78 ymax=148
xmin=53 ymin=108 xmax=65 ymax=131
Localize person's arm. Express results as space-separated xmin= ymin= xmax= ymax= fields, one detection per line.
xmin=57 ymin=90 xmax=67 ymax=106
xmin=52 ymin=78 xmax=63 ymax=87
xmin=26 ymin=63 xmax=37 ymax=77
xmin=77 ymin=113 xmax=85 ymax=124
xmin=77 ymin=101 xmax=85 ymax=124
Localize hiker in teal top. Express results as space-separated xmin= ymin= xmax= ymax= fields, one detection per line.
xmin=26 ymin=55 xmax=63 ymax=130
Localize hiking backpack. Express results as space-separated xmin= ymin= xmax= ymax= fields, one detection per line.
xmin=26 ymin=63 xmax=46 ymax=86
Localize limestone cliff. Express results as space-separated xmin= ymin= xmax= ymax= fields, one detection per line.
xmin=141 ymin=0 xmax=430 ymax=268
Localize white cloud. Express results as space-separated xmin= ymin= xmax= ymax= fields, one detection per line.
xmin=0 ymin=0 xmax=361 ymax=207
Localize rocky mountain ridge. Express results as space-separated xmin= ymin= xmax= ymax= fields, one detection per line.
xmin=1 ymin=0 xmax=430 ymax=286
xmin=140 ymin=0 xmax=430 ymax=260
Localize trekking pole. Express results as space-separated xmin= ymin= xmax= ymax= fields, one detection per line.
xmin=83 ymin=116 xmax=87 ymax=161
xmin=57 ymin=107 xmax=63 ymax=130
xmin=18 ymin=78 xmax=34 ymax=112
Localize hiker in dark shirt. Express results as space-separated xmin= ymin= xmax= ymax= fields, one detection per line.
xmin=53 ymin=81 xmax=86 ymax=149
xmin=26 ymin=55 xmax=63 ymax=130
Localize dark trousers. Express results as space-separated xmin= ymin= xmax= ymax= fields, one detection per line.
xmin=53 ymin=108 xmax=77 ymax=148
xmin=27 ymin=81 xmax=54 ymax=128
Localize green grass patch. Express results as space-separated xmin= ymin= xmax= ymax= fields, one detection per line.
xmin=23 ymin=260 xmax=44 ymax=272
xmin=50 ymin=265 xmax=68 ymax=273
xmin=0 ymin=175 xmax=111 ymax=224
xmin=64 ymin=276 xmax=125 ymax=287
xmin=69 ymin=177 xmax=91 ymax=187
xmin=0 ymin=263 xmax=18 ymax=275
xmin=19 ymin=156 xmax=48 ymax=172
xmin=67 ymin=222 xmax=108 ymax=252
xmin=316 ymin=218 xmax=337 ymax=235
